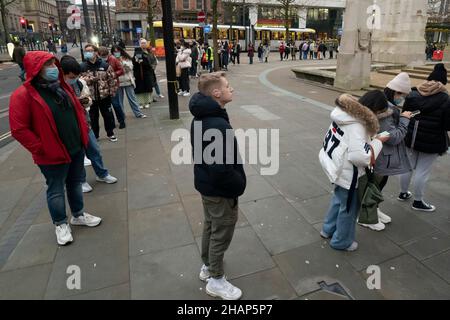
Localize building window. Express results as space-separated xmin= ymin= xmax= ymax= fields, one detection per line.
xmin=307 ymin=8 xmax=329 ymax=21
xmin=196 ymin=0 xmax=203 ymax=10
xmin=183 ymin=0 xmax=189 ymax=10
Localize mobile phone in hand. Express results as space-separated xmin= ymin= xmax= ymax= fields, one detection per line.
xmin=410 ymin=110 xmax=421 ymax=117
xmin=378 ymin=131 xmax=391 ymax=138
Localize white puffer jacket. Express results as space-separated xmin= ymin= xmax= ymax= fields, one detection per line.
xmin=176 ymin=48 xmax=192 ymax=69
xmin=319 ymin=94 xmax=383 ymax=189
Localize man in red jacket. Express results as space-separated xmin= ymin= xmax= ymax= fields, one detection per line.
xmin=9 ymin=51 xmax=102 ymax=246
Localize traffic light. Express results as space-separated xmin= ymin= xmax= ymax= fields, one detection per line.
xmin=20 ymin=17 xmax=26 ymax=29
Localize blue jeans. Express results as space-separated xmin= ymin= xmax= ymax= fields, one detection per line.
xmin=84 ymin=129 xmax=109 ymax=180
xmin=118 ymin=86 xmax=144 ymax=118
xmin=208 ymin=61 xmax=213 ymax=72
xmin=322 ymin=185 xmax=360 ymax=250
xmin=38 ymin=150 xmax=85 ymax=225
xmin=111 ymin=92 xmax=126 ymax=125
xmin=154 ymin=81 xmax=161 ymax=96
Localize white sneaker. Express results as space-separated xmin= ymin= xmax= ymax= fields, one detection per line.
xmin=84 ymin=157 xmax=92 ymax=166
xmin=139 ymin=105 xmax=144 ymax=109
xmin=158 ymin=94 xmax=164 ymax=98
xmin=82 ymin=182 xmax=93 ymax=193
xmin=345 ymin=241 xmax=359 ymax=252
xmin=55 ymin=223 xmax=73 ymax=245
xmin=177 ymin=91 xmax=185 ymax=96
xmin=358 ymin=221 xmax=386 ymax=231
xmin=183 ymin=92 xmax=191 ymax=97
xmin=199 ymin=264 xmax=211 ymax=282
xmin=70 ymin=212 xmax=102 ymax=227
xmin=205 ymin=276 xmax=242 ymax=300
xmin=144 ymin=104 xmax=150 ymax=109
xmin=377 ymin=209 xmax=391 ymax=224
xmin=96 ymin=174 xmax=118 ymax=184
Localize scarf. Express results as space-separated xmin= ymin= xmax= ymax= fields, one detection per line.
xmin=35 ymin=78 xmax=72 ymax=110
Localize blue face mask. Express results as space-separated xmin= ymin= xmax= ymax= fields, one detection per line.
xmin=67 ymin=77 xmax=78 ymax=85
xmin=394 ymin=97 xmax=405 ymax=106
xmin=113 ymin=52 xmax=121 ymax=58
xmin=43 ymin=67 xmax=59 ymax=81
xmin=84 ymin=52 xmax=94 ymax=60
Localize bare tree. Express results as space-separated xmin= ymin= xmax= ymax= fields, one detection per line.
xmin=212 ymin=0 xmax=220 ymax=71
xmin=147 ymin=0 xmax=160 ymax=46
xmin=277 ymin=0 xmax=315 ymax=43
xmin=223 ymin=0 xmax=242 ymax=42
xmin=0 ymin=0 xmax=15 ymax=44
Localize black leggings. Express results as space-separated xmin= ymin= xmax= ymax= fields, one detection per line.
xmin=180 ymin=68 xmax=190 ymax=92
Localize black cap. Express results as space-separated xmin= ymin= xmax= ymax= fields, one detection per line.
xmin=427 ymin=63 xmax=448 ymax=85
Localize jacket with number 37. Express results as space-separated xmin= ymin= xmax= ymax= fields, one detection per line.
xmin=319 ymin=94 xmax=383 ymax=190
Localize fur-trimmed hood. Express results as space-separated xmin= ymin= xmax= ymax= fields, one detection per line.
xmin=376 ymin=107 xmax=393 ymax=120
xmin=331 ymin=94 xmax=380 ymax=136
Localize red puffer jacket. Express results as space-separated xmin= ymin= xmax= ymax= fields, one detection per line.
xmin=9 ymin=51 xmax=89 ymax=165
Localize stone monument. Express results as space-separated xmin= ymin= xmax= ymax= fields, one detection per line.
xmin=335 ymin=0 xmax=428 ymax=91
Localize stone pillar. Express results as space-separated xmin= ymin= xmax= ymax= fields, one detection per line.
xmin=334 ymin=0 xmax=373 ymax=91
xmin=371 ymin=0 xmax=428 ymax=66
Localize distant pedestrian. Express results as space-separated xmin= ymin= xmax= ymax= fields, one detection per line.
xmin=176 ymin=41 xmax=192 ymax=96
xmin=263 ymin=41 xmax=270 ymax=63
xmin=279 ymin=42 xmax=285 ymax=61
xmin=133 ymin=39 xmax=156 ymax=108
xmin=189 ymin=72 xmax=246 ymax=300
xmin=257 ymin=43 xmax=263 ymax=62
xmin=247 ymin=43 xmax=254 ymax=64
xmin=12 ymin=41 xmax=26 ymax=81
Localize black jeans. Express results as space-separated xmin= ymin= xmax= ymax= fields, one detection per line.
xmin=89 ymin=97 xmax=116 ymax=138
xmin=180 ymin=68 xmax=190 ymax=92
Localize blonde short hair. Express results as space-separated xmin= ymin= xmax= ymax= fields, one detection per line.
xmin=198 ymin=72 xmax=226 ymax=96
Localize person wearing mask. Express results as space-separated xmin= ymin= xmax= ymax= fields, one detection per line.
xmin=9 ymin=51 xmax=102 ymax=245
xmin=176 ymin=42 xmax=192 ymax=96
xmin=358 ymin=86 xmax=413 ymax=231
xmin=110 ymin=45 xmax=147 ymax=119
xmin=60 ymin=55 xmax=118 ymax=193
xmin=133 ymin=39 xmax=155 ymax=108
xmin=398 ymin=64 xmax=450 ymax=212
xmin=319 ymin=93 xmax=389 ymax=251
xmin=98 ymin=46 xmax=126 ymax=129
xmin=80 ymin=44 xmax=118 ymax=142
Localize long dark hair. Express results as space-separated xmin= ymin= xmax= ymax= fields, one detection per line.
xmin=384 ymin=87 xmax=396 ymax=105
xmin=111 ymin=45 xmax=131 ymax=60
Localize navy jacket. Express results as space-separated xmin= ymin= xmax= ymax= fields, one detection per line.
xmin=189 ymin=93 xmax=246 ymax=199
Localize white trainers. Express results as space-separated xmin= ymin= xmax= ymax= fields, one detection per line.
xmin=96 ymin=174 xmax=118 ymax=184
xmin=205 ymin=276 xmax=242 ymax=300
xmin=84 ymin=157 xmax=92 ymax=166
xmin=70 ymin=212 xmax=102 ymax=227
xmin=377 ymin=208 xmax=392 ymax=224
xmin=82 ymin=182 xmax=93 ymax=193
xmin=55 ymin=223 xmax=73 ymax=245
xmin=177 ymin=91 xmax=185 ymax=96
xmin=345 ymin=241 xmax=359 ymax=252
xmin=358 ymin=221 xmax=386 ymax=231
xmin=199 ymin=264 xmax=211 ymax=282
xmin=144 ymin=104 xmax=150 ymax=109
xmin=183 ymin=91 xmax=191 ymax=97
xmin=158 ymin=94 xmax=165 ymax=98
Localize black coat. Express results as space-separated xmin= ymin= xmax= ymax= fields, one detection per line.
xmin=132 ymin=49 xmax=155 ymax=94
xmin=403 ymin=88 xmax=450 ymax=154
xmin=189 ymin=93 xmax=246 ymax=199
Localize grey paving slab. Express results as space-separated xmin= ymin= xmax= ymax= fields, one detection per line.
xmin=64 ymin=283 xmax=130 ymax=300
xmin=291 ymin=194 xmax=333 ymax=224
xmin=423 ymin=250 xmax=450 ymax=284
xmin=2 ymin=223 xmax=57 ymax=272
xmin=127 ymin=172 xmax=180 ymax=211
xmin=127 ymin=138 xmax=171 ymax=172
xmin=342 ymin=226 xmax=405 ymax=272
xmin=0 ymin=210 xmax=9 ymax=229
xmin=240 ymin=175 xmax=280 ymax=203
xmin=265 ymin=165 xmax=329 ymax=202
xmin=94 ymin=147 xmax=127 ymax=171
xmin=96 ymin=135 xmax=126 ymax=151
xmin=0 ymin=177 xmax=30 ymax=212
xmin=85 ymin=167 xmax=127 ymax=196
xmin=274 ymin=241 xmax=383 ymax=299
xmin=401 ymin=231 xmax=450 ymax=261
xmin=83 ymin=191 xmax=127 ymax=222
xmin=130 ymin=244 xmax=211 ymax=300
xmin=240 ymin=196 xmax=321 ymax=255
xmin=0 ymin=263 xmax=52 ymax=299
xmin=0 ymin=148 xmax=38 ymax=182
xmin=364 ymin=254 xmax=450 ymax=299
xmin=125 ymin=124 xmax=160 ymax=141
xmin=170 ymin=163 xmax=197 ymax=197
xmin=231 ymin=268 xmax=298 ymax=300
xmin=380 ymin=201 xmax=439 ymax=245
xmin=195 ymin=226 xmax=276 ymax=280
xmin=129 ymin=203 xmax=194 ymax=256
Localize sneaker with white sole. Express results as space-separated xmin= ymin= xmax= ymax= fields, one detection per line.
xmin=377 ymin=208 xmax=391 ymax=224
xmin=412 ymin=201 xmax=436 ymax=212
xmin=96 ymin=174 xmax=118 ymax=184
xmin=345 ymin=241 xmax=358 ymax=252
xmin=84 ymin=157 xmax=92 ymax=166
xmin=55 ymin=223 xmax=73 ymax=245
xmin=206 ymin=276 xmax=242 ymax=300
xmin=144 ymin=104 xmax=150 ymax=109
xmin=397 ymin=191 xmax=412 ymax=201
xmin=183 ymin=92 xmax=191 ymax=97
xmin=320 ymin=230 xmax=330 ymax=239
xmin=358 ymin=221 xmax=386 ymax=231
xmin=108 ymin=135 xmax=118 ymax=142
xmin=82 ymin=182 xmax=93 ymax=193
xmin=199 ymin=264 xmax=211 ymax=282
xmin=137 ymin=114 xmax=147 ymax=118
xmin=158 ymin=94 xmax=165 ymax=98
xmin=177 ymin=91 xmax=185 ymax=96
xmin=70 ymin=212 xmax=102 ymax=227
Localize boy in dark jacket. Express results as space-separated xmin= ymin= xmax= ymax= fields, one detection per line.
xmin=189 ymin=72 xmax=246 ymax=300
